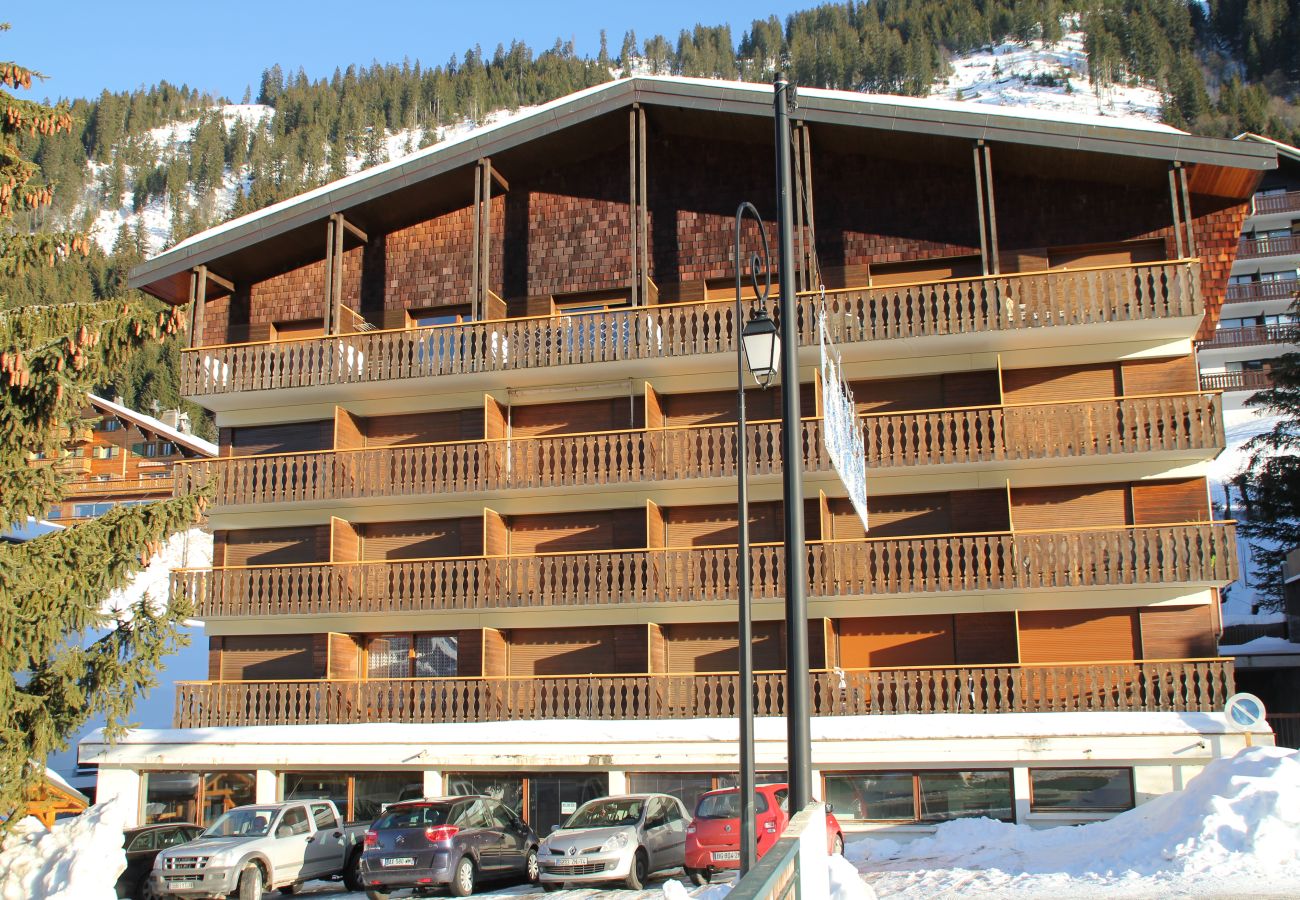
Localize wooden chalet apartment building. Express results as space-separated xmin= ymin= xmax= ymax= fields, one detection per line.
xmin=84 ymin=77 xmax=1276 ymax=835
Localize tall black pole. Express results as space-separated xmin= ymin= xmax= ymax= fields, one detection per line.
xmin=774 ymin=73 xmax=812 ymax=811
xmin=734 ymin=205 xmax=756 ymax=876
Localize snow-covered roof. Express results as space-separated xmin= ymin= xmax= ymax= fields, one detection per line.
xmin=1237 ymin=132 xmax=1300 ymax=165
xmin=131 ymin=75 xmax=1276 ymax=303
xmin=1 ymin=518 xmax=66 ymax=543
xmin=87 ymin=394 xmax=216 ymax=458
xmin=1220 ymin=635 xmax=1300 ymax=657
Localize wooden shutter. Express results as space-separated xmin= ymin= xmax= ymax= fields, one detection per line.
xmin=360 ymin=518 xmax=475 ymax=560
xmin=850 ymin=376 xmax=943 ymax=414
xmin=950 ymin=490 xmax=1011 ymax=533
xmin=942 ymin=371 xmax=1001 ymax=407
xmin=1002 ymin=364 xmax=1120 ymax=404
xmin=327 ymin=634 xmax=363 ymax=679
xmin=838 ymin=615 xmax=955 ymax=668
xmin=1139 ymin=606 xmax=1216 ymax=659
xmin=506 ymin=625 xmax=632 ymax=676
xmin=1120 ymin=356 xmax=1199 ymax=395
xmin=1018 ymin=609 xmax=1138 ymax=663
xmin=229 ymin=421 xmax=332 ymax=456
xmin=366 ymin=410 xmax=483 ymax=447
xmin=510 ymin=398 xmax=638 ymax=438
xmin=953 ymin=613 xmax=1018 ymax=665
xmin=220 ymin=634 xmax=316 ymax=680
xmin=664 ymin=502 xmax=781 ymax=547
xmin=1130 ymin=479 xmax=1209 ymax=526
xmin=869 ymin=254 xmax=982 ymax=286
xmin=1047 ymin=239 xmax=1165 ymax=269
xmin=507 ymin=508 xmax=645 ymax=554
xmin=273 ymin=319 xmax=324 ymax=341
xmin=1012 ymin=485 xmax=1128 ymax=530
xmin=222 ymin=526 xmax=328 ymax=566
xmin=664 ymin=622 xmax=784 ymax=673
xmin=847 ymin=493 xmax=951 ymax=539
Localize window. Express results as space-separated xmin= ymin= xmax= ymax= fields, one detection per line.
xmin=279 ymin=806 xmax=310 ymax=836
xmin=311 ymin=802 xmax=339 ymax=830
xmin=1029 ymin=768 xmax=1134 ymax=813
xmin=411 ymin=304 xmax=474 ymax=327
xmin=92 ymin=446 xmax=117 ymax=460
xmin=99 ymin=418 xmax=122 ymax=432
xmin=283 ymin=772 xmax=348 ymax=816
xmin=627 ymin=772 xmax=786 ymax=815
xmin=143 ymin=771 xmax=255 ymax=826
xmin=73 ymin=502 xmax=115 ymax=517
xmin=131 ymin=442 xmax=176 ymax=458
xmin=447 ymin=772 xmax=608 ymax=836
xmin=1261 ymin=269 xmax=1298 ymax=282
xmin=447 ymin=774 xmax=524 ymax=815
xmin=366 ymin=633 xmax=458 ymax=679
xmin=824 ymin=771 xmax=1013 ymax=824
xmin=282 ymin=771 xmax=416 ymax=822
xmin=127 ymin=830 xmax=157 ymax=852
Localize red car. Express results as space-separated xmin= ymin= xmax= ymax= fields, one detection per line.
xmin=684 ymin=783 xmax=843 ymax=884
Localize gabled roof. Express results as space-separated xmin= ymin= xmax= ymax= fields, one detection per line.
xmin=88 ymin=395 xmax=217 ymax=458
xmin=1237 ymin=132 xmax=1300 ymax=165
xmin=130 ymin=75 xmax=1278 ymax=304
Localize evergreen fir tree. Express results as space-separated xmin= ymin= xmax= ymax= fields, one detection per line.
xmin=0 ymin=26 xmax=206 ymax=825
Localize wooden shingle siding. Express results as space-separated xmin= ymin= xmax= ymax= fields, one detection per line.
xmin=1130 ymin=478 xmax=1209 ymax=526
xmin=221 ymin=526 xmax=329 ymax=566
xmin=838 ymin=614 xmax=956 ymax=668
xmin=1011 ymin=484 xmax=1129 ymax=530
xmin=1002 ymin=364 xmax=1121 ymax=404
xmin=954 ymin=612 xmax=1019 ymax=665
xmin=1018 ymin=609 xmax=1139 ymax=663
xmin=1120 ymin=356 xmax=1199 ymax=395
xmin=1139 ymin=606 xmax=1217 ymax=659
xmin=663 ymin=621 xmax=784 ymax=673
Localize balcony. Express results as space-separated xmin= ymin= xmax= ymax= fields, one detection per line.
xmin=174 ymin=523 xmax=1237 ymax=619
xmin=1199 ymin=370 xmax=1274 ymax=393
xmin=1252 ymin=191 xmax=1300 ymax=216
xmin=1196 ymin=323 xmax=1295 ymax=352
xmin=179 ymin=261 xmax=1202 ymax=399
xmin=64 ymin=476 xmax=174 ymax=496
xmin=177 ymin=392 xmax=1223 ymax=509
xmin=1224 ymin=281 xmax=1299 ymax=305
xmin=1238 ymin=236 xmax=1300 ymax=260
xmin=172 ymin=657 xmax=1236 ymax=727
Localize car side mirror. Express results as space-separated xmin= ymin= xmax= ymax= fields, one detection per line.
xmin=549 ymin=825 xmax=560 ymax=834
xmin=825 ymin=803 xmax=834 ymax=814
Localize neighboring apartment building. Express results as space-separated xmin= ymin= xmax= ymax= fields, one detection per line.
xmin=33 ymin=394 xmax=217 ymax=521
xmin=84 ymin=77 xmax=1274 ymax=836
xmin=1198 ymin=134 xmax=1300 ymax=407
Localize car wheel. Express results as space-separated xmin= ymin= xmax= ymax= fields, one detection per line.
xmin=624 ymin=849 xmax=648 ymax=891
xmin=449 ymin=856 xmax=476 ymax=897
xmin=138 ymin=876 xmax=165 ymax=900
xmin=832 ymin=833 xmax=844 ymax=856
xmin=525 ymin=847 xmax=540 ymax=883
xmin=365 ymin=891 xmax=391 ymax=900
xmin=278 ymin=886 xmax=298 ymax=896
xmin=343 ymin=847 xmax=365 ymax=891
xmin=237 ymin=863 xmax=264 ymax=900
xmin=542 ymin=882 xmax=565 ymax=892
xmin=686 ymin=867 xmax=709 ymax=887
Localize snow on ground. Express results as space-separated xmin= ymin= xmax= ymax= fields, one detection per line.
xmin=0 ymin=802 xmax=126 ymax=900
xmin=848 ymin=746 xmax=1300 ymax=899
xmin=931 ymin=20 xmax=1163 ymax=123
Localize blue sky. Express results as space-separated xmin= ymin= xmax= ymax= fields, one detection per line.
xmin=12 ymin=1 xmax=807 ymax=103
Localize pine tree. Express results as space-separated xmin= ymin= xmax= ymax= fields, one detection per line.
xmin=0 ymin=26 xmax=206 ymax=826
xmin=1235 ymin=343 xmax=1300 ymax=611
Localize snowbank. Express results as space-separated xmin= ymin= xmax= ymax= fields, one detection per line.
xmin=0 ymin=802 xmax=126 ymax=900
xmin=1220 ymin=635 xmax=1300 ymax=656
xmin=849 ymin=747 xmax=1300 ymax=897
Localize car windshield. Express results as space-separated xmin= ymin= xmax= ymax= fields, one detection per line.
xmin=373 ymin=804 xmax=453 ymax=830
xmin=564 ymin=798 xmax=644 ymax=829
xmin=695 ymin=791 xmax=768 ymax=819
xmin=202 ymin=807 xmax=279 ymax=838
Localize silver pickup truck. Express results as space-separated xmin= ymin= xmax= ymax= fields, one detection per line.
xmin=150 ymin=799 xmax=366 ymax=899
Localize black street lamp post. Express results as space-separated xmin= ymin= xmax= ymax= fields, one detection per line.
xmin=733 ymin=202 xmax=779 ymax=876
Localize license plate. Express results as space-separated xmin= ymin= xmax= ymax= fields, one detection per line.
xmin=168 ymin=883 xmax=195 ymax=890
xmin=712 ymin=851 xmax=740 ymax=862
xmin=566 ymin=857 xmax=589 ymax=866
xmin=382 ymin=857 xmax=415 ymax=867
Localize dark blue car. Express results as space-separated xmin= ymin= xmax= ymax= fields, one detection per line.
xmin=359 ymin=796 xmax=539 ymax=899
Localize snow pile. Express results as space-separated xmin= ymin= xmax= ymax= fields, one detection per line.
xmin=932 ymin=20 xmax=1162 ymax=123
xmin=0 ymin=802 xmax=126 ymax=900
xmin=850 ymin=747 xmax=1300 ymax=898
xmin=104 ymin=527 xmax=212 ymax=619
xmin=663 ymin=878 xmax=735 ymax=900
xmin=1220 ymin=635 xmax=1300 ymax=656
xmin=828 ymin=853 xmax=876 ymax=900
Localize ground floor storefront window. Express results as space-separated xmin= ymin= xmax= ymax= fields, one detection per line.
xmin=143 ymin=771 xmax=255 ymax=826
xmin=627 ymin=771 xmax=786 ymax=813
xmin=446 ymin=771 xmax=608 ymax=835
xmin=282 ymin=771 xmax=421 ymax=822
xmin=823 ymin=770 xmax=1013 ymax=823
xmin=1029 ymin=768 xmax=1134 ymax=812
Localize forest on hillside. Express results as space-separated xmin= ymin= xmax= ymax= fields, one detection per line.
xmin=7 ymin=0 xmax=1300 ymax=415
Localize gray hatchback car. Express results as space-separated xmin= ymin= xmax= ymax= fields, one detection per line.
xmin=539 ymin=793 xmax=690 ymax=890
xmin=359 ymin=796 xmax=539 ymax=899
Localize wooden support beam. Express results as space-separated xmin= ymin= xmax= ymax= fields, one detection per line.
xmin=323 ymin=217 xmax=336 ymax=334
xmin=976 ymin=142 xmax=1001 ymax=274
xmin=1178 ymin=164 xmax=1196 ymax=255
xmin=330 ymin=212 xmax=345 ymax=334
xmin=638 ymin=106 xmax=648 ymax=306
xmin=973 ymin=143 xmax=990 ymax=275
xmin=629 ymin=107 xmax=639 ymax=308
xmin=1168 ymin=165 xmax=1187 ymax=259
xmin=489 ymin=167 xmax=509 ymax=193
xmin=339 ymin=216 xmax=368 ymax=244
xmin=191 ymin=265 xmax=208 ymax=350
xmin=798 ymin=123 xmax=817 ymax=291
xmin=204 ymin=269 xmax=235 ymax=294
xmin=479 ymin=159 xmax=492 ymax=318
xmin=471 ymin=162 xmax=482 ymax=320
xmin=794 ymin=124 xmax=806 ymax=292
xmin=187 ymin=270 xmax=200 ymax=350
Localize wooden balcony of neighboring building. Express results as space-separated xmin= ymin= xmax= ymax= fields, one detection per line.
xmin=172 ymin=657 xmax=1236 ymax=727
xmin=174 ymin=522 xmax=1238 ymax=619
xmin=1251 ymin=191 xmax=1300 ymax=216
xmin=1196 ymin=323 xmax=1296 ymax=352
xmin=177 ymin=392 xmax=1224 ymax=509
xmin=179 ymin=261 xmax=1202 ymax=399
xmin=63 ymin=476 xmax=174 ymax=497
xmin=1224 ymin=280 xmax=1299 ymax=305
xmin=1198 ymin=370 xmax=1274 ymax=392
xmin=1238 ymin=235 xmax=1300 ymax=260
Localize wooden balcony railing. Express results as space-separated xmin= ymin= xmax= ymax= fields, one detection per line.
xmin=1196 ymin=323 xmax=1296 ymax=351
xmin=177 ymin=392 xmax=1223 ymax=507
xmin=172 ymin=657 xmax=1236 ymax=727
xmin=1224 ymin=281 xmax=1299 ymax=304
xmin=64 ymin=476 xmax=174 ymax=496
xmin=1238 ymin=236 xmax=1300 ymax=260
xmin=1252 ymin=191 xmax=1300 ymax=216
xmin=1199 ymin=370 xmax=1273 ymax=392
xmin=179 ymin=260 xmax=1202 ymax=397
xmin=175 ymin=522 xmax=1237 ymax=619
